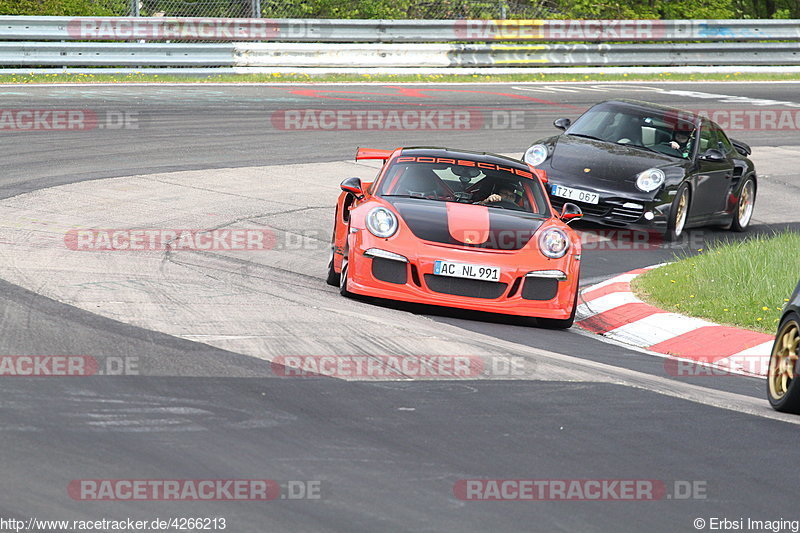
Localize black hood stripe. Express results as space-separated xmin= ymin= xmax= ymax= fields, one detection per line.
xmin=385 ymin=197 xmax=544 ymax=251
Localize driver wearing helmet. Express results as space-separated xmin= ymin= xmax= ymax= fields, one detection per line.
xmin=670 ymin=130 xmax=691 ymax=151
xmin=477 ymin=182 xmax=518 ymax=205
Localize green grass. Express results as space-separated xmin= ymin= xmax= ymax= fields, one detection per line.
xmin=1 ymin=71 xmax=800 ymax=84
xmin=632 ymin=232 xmax=800 ymax=333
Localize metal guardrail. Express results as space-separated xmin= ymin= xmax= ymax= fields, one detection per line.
xmin=2 ymin=41 xmax=796 ymax=67
xmin=235 ymin=43 xmax=800 ymax=68
xmin=0 ymin=42 xmax=234 ymax=66
xmin=0 ymin=17 xmax=798 ymax=70
xmin=1 ymin=16 xmax=800 ymax=42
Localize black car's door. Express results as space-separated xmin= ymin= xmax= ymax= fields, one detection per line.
xmin=690 ymin=120 xmax=735 ymax=218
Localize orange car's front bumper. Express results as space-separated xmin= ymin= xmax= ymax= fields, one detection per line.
xmin=344 ymin=228 xmax=580 ymax=319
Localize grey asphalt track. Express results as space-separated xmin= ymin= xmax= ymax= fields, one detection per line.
xmin=1 ymin=82 xmax=799 ymax=532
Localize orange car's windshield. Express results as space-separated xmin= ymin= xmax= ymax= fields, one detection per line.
xmin=377 ymin=159 xmax=549 ymax=216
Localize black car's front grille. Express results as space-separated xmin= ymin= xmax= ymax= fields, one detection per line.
xmin=424 ymin=274 xmax=507 ymax=299
xmin=610 ymin=204 xmax=644 ymax=223
xmin=550 ymin=196 xmax=643 ymax=225
xmin=550 ymin=197 xmax=610 ymax=218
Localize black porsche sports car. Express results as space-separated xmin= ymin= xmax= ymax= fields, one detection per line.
xmin=524 ymin=99 xmax=757 ymax=240
xmin=767 ymin=279 xmax=800 ymax=413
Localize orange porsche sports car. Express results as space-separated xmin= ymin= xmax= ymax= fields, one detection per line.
xmin=326 ymin=147 xmax=584 ymax=328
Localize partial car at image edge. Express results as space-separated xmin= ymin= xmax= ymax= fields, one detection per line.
xmin=768 ymin=279 xmax=800 ymax=413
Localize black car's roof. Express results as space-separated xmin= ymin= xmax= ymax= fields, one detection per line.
xmin=398 ymin=147 xmax=528 ymax=169
xmin=592 ymin=99 xmax=704 ymax=125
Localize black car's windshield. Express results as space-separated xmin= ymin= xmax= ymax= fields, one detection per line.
xmin=377 ymin=157 xmax=549 ymax=215
xmin=568 ymin=103 xmax=697 ymax=159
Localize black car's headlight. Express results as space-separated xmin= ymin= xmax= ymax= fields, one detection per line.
xmin=365 ymin=207 xmax=398 ymax=238
xmin=539 ymin=228 xmax=569 ymax=259
xmin=635 ymin=168 xmax=666 ymax=192
xmin=524 ymin=144 xmax=549 ymax=167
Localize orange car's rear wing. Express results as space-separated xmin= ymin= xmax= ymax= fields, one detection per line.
xmin=355 ymin=148 xmax=394 ymax=162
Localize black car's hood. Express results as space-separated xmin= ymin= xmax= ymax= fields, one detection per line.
xmin=549 ymin=135 xmax=679 ymax=186
xmin=385 ymin=197 xmax=545 ymax=251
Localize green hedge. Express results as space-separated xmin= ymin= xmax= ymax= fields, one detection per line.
xmin=0 ymin=0 xmax=128 ymax=16
xmin=0 ymin=0 xmax=796 ymax=20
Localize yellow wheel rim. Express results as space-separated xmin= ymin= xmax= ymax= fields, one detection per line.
xmin=738 ymin=180 xmax=754 ymax=227
xmin=674 ymin=190 xmax=688 ymax=235
xmin=769 ymin=320 xmax=800 ymax=400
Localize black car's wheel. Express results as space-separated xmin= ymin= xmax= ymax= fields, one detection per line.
xmin=537 ymin=279 xmax=579 ymax=329
xmin=325 ymin=246 xmax=340 ymax=287
xmin=768 ymin=312 xmax=800 ymax=413
xmin=730 ymin=176 xmax=756 ymax=233
xmin=665 ymin=184 xmax=690 ymax=242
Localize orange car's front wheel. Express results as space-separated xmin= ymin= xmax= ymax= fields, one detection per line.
xmin=326 ymin=245 xmax=341 ymax=287
xmin=339 ymin=245 xmax=352 ymax=297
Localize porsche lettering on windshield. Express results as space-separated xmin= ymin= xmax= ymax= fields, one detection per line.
xmin=377 ymin=157 xmax=547 ymax=215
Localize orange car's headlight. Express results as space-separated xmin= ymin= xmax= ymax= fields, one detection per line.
xmin=366 ymin=207 xmax=398 ymax=238
xmin=539 ymin=228 xmax=569 ymax=259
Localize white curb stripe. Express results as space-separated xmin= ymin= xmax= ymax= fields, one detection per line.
xmin=576 ymin=292 xmax=643 ymax=321
xmin=581 ymin=272 xmax=638 ymax=294
xmin=731 ymin=341 xmax=774 ymax=358
xmin=714 ymin=353 xmax=770 ymax=376
xmin=604 ymin=313 xmax=714 ymax=347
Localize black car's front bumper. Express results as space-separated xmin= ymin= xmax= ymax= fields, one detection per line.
xmin=548 ymin=195 xmax=670 ymax=229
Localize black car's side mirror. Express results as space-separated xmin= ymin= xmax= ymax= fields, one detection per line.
xmin=341 ymin=177 xmax=364 ymax=199
xmin=560 ymin=203 xmax=583 ymax=223
xmin=553 ymin=118 xmax=571 ymax=131
xmin=699 ymin=148 xmax=726 ymax=162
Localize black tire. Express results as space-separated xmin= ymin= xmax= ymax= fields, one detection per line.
xmin=537 ymin=277 xmax=579 ymax=329
xmin=339 ymin=252 xmax=350 ymax=297
xmin=730 ymin=176 xmax=756 ymax=233
xmin=665 ymin=184 xmax=690 ymax=242
xmin=325 ymin=246 xmax=340 ymax=287
xmin=767 ymin=312 xmax=800 ymax=413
